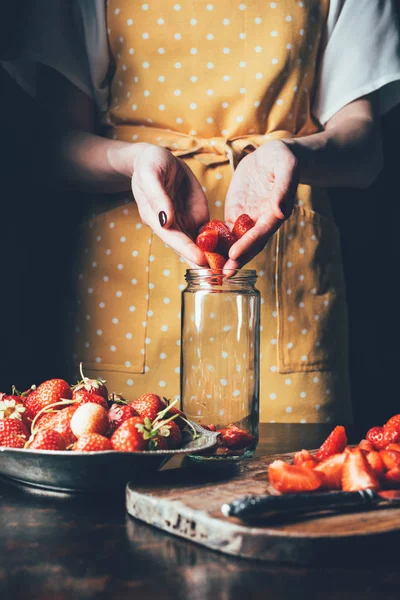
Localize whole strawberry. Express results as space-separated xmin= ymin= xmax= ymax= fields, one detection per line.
xmin=73 ymin=433 xmax=113 ymax=452
xmin=29 ymin=429 xmax=67 ymax=451
xmin=385 ymin=414 xmax=400 ymax=435
xmin=108 ymin=403 xmax=138 ymax=433
xmin=72 ymin=363 xmax=108 ymax=400
xmin=111 ymin=416 xmax=148 ymax=452
xmin=0 ymin=394 xmax=31 ymax=429
xmin=366 ymin=426 xmax=386 ymax=451
xmin=157 ymin=420 xmax=182 ymax=449
xmin=35 ymin=405 xmax=78 ymax=446
xmin=195 ymin=229 xmax=219 ymax=252
xmin=24 ymin=379 xmax=72 ymax=418
xmin=70 ymin=403 xmax=109 ymax=438
xmin=160 ymin=398 xmax=187 ymax=430
xmin=0 ymin=418 xmax=29 ymax=448
xmin=72 ymin=389 xmax=108 ymax=410
xmin=131 ymin=393 xmax=166 ymax=423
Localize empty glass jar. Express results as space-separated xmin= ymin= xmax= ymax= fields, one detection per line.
xmin=180 ymin=269 xmax=260 ymax=460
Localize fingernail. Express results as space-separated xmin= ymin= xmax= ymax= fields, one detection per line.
xmin=158 ymin=211 xmax=167 ymax=227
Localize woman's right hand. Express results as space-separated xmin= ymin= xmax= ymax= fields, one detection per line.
xmin=130 ymin=143 xmax=209 ymax=267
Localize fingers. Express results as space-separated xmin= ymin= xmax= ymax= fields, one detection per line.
xmin=134 ymin=172 xmax=176 ymax=229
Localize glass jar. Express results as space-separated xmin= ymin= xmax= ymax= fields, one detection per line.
xmin=180 ymin=269 xmax=260 ymax=461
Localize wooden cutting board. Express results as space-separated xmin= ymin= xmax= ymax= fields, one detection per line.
xmin=125 ymin=452 xmax=400 ymax=565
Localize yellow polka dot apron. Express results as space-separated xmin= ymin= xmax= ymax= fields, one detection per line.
xmin=68 ymin=0 xmax=353 ymax=424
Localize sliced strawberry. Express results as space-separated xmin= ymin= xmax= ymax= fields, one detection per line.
xmin=195 ymin=229 xmax=219 ymax=252
xmin=315 ymin=425 xmax=347 ymax=461
xmin=380 ymin=449 xmax=400 ymax=471
xmin=202 ymin=219 xmax=237 ymax=256
xmin=73 ymin=433 xmax=113 ymax=452
xmin=232 ymin=214 xmax=256 ymax=239
xmin=366 ymin=451 xmax=386 ymax=479
xmin=385 ymin=443 xmax=400 ymax=452
xmin=204 ymin=251 xmax=227 ymax=270
xmin=29 ymin=429 xmax=67 ymax=451
xmin=293 ymin=449 xmax=319 ymax=469
xmin=314 ymin=452 xmax=347 ymax=490
xmin=358 ymin=439 xmax=374 ymax=453
xmin=384 ymin=468 xmax=400 ymax=487
xmin=218 ymin=425 xmax=255 ymax=450
xmin=341 ymin=448 xmax=380 ymax=492
xmin=268 ymin=460 xmax=325 ymax=493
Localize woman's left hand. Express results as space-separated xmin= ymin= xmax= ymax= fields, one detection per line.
xmin=224 ymin=140 xmax=300 ymax=269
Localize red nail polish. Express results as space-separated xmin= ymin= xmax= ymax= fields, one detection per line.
xmin=159 ymin=211 xmax=167 ymax=227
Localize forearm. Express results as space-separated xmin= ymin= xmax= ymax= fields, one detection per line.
xmin=283 ymin=100 xmax=384 ymax=189
xmin=46 ymin=129 xmax=140 ymax=193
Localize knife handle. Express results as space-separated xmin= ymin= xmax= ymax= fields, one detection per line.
xmin=221 ymin=489 xmax=379 ymax=519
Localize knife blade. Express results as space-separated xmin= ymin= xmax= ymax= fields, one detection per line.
xmin=221 ymin=488 xmax=400 ymax=520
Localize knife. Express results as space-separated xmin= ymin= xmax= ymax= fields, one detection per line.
xmin=221 ymin=489 xmax=400 ymax=520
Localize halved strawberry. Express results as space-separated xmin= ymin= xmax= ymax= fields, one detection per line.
xmin=195 ymin=229 xmax=219 ymax=252
xmin=73 ymin=433 xmax=113 ymax=452
xmin=385 ymin=443 xmax=400 ymax=452
xmin=380 ymin=449 xmax=400 ymax=471
xmin=202 ymin=220 xmax=237 ymax=256
xmin=314 ymin=452 xmax=347 ymax=490
xmin=358 ymin=439 xmax=374 ymax=453
xmin=232 ymin=214 xmax=256 ymax=239
xmin=293 ymin=449 xmax=319 ymax=469
xmin=218 ymin=425 xmax=255 ymax=450
xmin=384 ymin=468 xmax=400 ymax=487
xmin=315 ymin=425 xmax=347 ymax=461
xmin=341 ymin=448 xmax=380 ymax=492
xmin=268 ymin=460 xmax=325 ymax=493
xmin=366 ymin=451 xmax=386 ymax=479
xmin=204 ymin=251 xmax=227 ymax=270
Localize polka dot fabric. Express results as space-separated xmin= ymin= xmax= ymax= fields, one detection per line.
xmin=68 ymin=0 xmax=352 ymax=424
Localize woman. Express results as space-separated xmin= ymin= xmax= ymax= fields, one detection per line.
xmin=2 ymin=0 xmax=400 ymax=423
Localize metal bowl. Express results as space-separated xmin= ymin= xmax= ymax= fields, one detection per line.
xmin=0 ymin=422 xmax=218 ymax=492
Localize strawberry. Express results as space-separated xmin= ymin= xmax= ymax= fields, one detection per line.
xmin=111 ymin=416 xmax=148 ymax=452
xmin=72 ymin=363 xmax=108 ymax=400
xmin=157 ymin=420 xmax=182 ymax=449
xmin=380 ymin=449 xmax=400 ymax=471
xmin=268 ymin=460 xmax=325 ymax=493
xmin=385 ymin=443 xmax=400 ymax=452
xmin=384 ymin=414 xmax=400 ymax=434
xmin=70 ymin=403 xmax=109 ymax=438
xmin=201 ymin=424 xmax=217 ymax=431
xmin=232 ymin=214 xmax=256 ymax=239
xmin=341 ymin=448 xmax=380 ymax=492
xmin=202 ymin=219 xmax=237 ymax=256
xmin=314 ymin=452 xmax=347 ymax=490
xmin=0 ymin=418 xmax=29 ymax=448
xmin=358 ymin=439 xmax=374 ymax=453
xmin=0 ymin=394 xmax=31 ymax=429
xmin=73 ymin=433 xmax=113 ymax=452
xmin=366 ymin=426 xmax=386 ymax=450
xmin=153 ymin=435 xmax=169 ymax=450
xmin=24 ymin=379 xmax=72 ymax=418
xmin=315 ymin=425 xmax=347 ymax=461
xmin=366 ymin=451 xmax=386 ymax=479
xmin=382 ymin=427 xmax=400 ymax=447
xmin=384 ymin=468 xmax=400 ymax=486
xmin=28 ymin=429 xmax=67 ymax=451
xmin=108 ymin=402 xmax=139 ymax=433
xmin=35 ymin=405 xmax=78 ymax=446
xmin=293 ymin=449 xmax=319 ymax=469
xmin=218 ymin=425 xmax=255 ymax=450
xmin=131 ymin=393 xmax=166 ymax=423
xmin=72 ymin=389 xmax=109 ymax=410
xmin=204 ymin=251 xmax=227 ymax=270
xmin=160 ymin=397 xmax=187 ymax=430
xmin=195 ymin=229 xmax=219 ymax=252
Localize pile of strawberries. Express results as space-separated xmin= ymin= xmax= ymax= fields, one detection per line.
xmin=196 ymin=214 xmax=255 ymax=269
xmin=268 ymin=416 xmax=400 ymax=494
xmin=0 ymin=367 xmax=187 ymax=453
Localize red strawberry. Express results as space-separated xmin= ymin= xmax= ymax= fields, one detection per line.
xmin=315 ymin=425 xmax=347 ymax=460
xmin=195 ymin=229 xmax=219 ymax=252
xmin=111 ymin=416 xmax=148 ymax=452
xmin=382 ymin=427 xmax=400 ymax=447
xmin=29 ymin=429 xmax=67 ymax=451
xmin=0 ymin=418 xmax=29 ymax=448
xmin=341 ymin=448 xmax=380 ymax=492
xmin=35 ymin=405 xmax=78 ymax=446
xmin=0 ymin=394 xmax=31 ymax=429
xmin=73 ymin=433 xmax=113 ymax=452
xmin=384 ymin=468 xmax=400 ymax=486
xmin=268 ymin=460 xmax=325 ymax=493
xmin=218 ymin=425 xmax=255 ymax=450
xmin=204 ymin=251 xmax=227 ymax=270
xmin=131 ymin=393 xmax=166 ymax=423
xmin=202 ymin=220 xmax=237 ymax=256
xmin=72 ymin=363 xmax=108 ymax=400
xmin=108 ymin=403 xmax=139 ymax=433
xmin=358 ymin=439 xmax=374 ymax=453
xmin=366 ymin=426 xmax=388 ymax=451
xmin=72 ymin=389 xmax=108 ymax=410
xmin=366 ymin=451 xmax=386 ymax=479
xmin=386 ymin=443 xmax=400 ymax=452
xmin=157 ymin=420 xmax=182 ymax=449
xmin=70 ymin=403 xmax=109 ymax=438
xmin=314 ymin=452 xmax=347 ymax=490
xmin=380 ymin=449 xmax=400 ymax=471
xmin=160 ymin=398 xmax=187 ymax=430
xmin=384 ymin=414 xmax=400 ymax=434
xmin=24 ymin=379 xmax=72 ymax=418
xmin=232 ymin=214 xmax=256 ymax=239
xmin=293 ymin=449 xmax=319 ymax=469
xmin=153 ymin=435 xmax=169 ymax=450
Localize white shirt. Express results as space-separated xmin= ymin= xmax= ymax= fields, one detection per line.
xmin=2 ymin=0 xmax=400 ymax=125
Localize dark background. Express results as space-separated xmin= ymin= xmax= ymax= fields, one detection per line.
xmin=0 ymin=3 xmax=399 ymax=427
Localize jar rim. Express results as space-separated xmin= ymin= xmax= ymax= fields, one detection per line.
xmin=185 ymin=268 xmax=257 ymax=276
xmin=184 ymin=268 xmax=258 ymax=283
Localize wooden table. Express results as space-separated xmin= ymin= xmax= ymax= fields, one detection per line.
xmin=1 ymin=423 xmax=399 ymax=600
